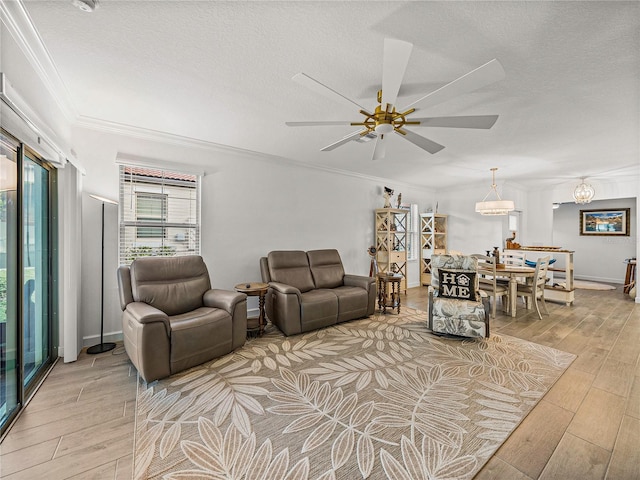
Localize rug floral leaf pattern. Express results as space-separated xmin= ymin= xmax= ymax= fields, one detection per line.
xmin=135 ymin=308 xmax=575 ymax=479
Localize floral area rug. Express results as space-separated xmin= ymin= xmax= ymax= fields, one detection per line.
xmin=134 ymin=308 xmax=575 ymax=480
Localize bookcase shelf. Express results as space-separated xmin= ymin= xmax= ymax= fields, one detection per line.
xmin=375 ymin=208 xmax=408 ymax=293
xmin=420 ymin=213 xmax=447 ymax=286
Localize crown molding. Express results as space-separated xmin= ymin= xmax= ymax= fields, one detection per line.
xmin=76 ymin=115 xmax=434 ymax=192
xmin=0 ymin=0 xmax=77 ymax=122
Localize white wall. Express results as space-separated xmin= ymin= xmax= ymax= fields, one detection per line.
xmin=1 ymin=21 xmax=83 ymax=360
xmin=552 ymin=198 xmax=636 ymax=283
xmin=436 ymin=176 xmax=638 ymax=300
xmin=72 ymin=125 xmax=434 ymax=344
xmin=434 ymin=180 xmax=531 ymax=255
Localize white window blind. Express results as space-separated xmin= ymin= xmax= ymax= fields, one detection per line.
xmin=119 ymin=165 xmax=200 ymax=264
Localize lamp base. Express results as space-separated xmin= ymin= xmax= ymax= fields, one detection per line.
xmin=87 ymin=342 xmax=116 ymax=355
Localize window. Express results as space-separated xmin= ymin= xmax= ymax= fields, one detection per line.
xmin=119 ymin=165 xmax=200 ymax=264
xmin=403 ymin=203 xmax=419 ymax=261
xmin=136 ymin=192 xmax=167 ymax=238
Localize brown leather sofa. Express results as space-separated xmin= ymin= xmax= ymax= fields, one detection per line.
xmin=117 ymin=255 xmax=247 ymax=382
xmin=260 ymin=249 xmax=376 ymax=336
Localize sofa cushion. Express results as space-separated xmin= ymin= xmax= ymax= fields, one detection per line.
xmin=438 ymin=269 xmax=477 ymax=301
xmin=330 ymin=286 xmax=368 ymax=322
xmin=300 ymin=289 xmax=338 ymax=329
xmin=431 ymin=254 xmax=479 ymax=293
xmin=169 ymin=307 xmax=232 ymax=374
xmin=430 ymin=298 xmax=487 ymax=338
xmin=307 ymin=249 xmax=345 ymax=289
xmin=268 ymin=251 xmax=315 ymax=293
xmin=130 ymin=255 xmax=210 ymax=316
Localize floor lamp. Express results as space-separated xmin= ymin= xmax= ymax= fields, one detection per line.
xmin=87 ymin=194 xmax=118 ymax=354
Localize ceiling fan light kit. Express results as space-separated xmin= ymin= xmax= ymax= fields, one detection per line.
xmin=287 ymin=38 xmax=505 ymax=161
xmin=475 ymin=167 xmax=515 ymax=216
xmin=573 ymin=178 xmax=595 ymax=204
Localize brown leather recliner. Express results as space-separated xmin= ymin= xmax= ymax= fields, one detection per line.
xmin=117 ymin=255 xmax=247 ymax=383
xmin=260 ymin=249 xmax=376 ymax=336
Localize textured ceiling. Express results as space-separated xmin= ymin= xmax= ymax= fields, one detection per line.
xmin=20 ymin=0 xmax=640 ymax=189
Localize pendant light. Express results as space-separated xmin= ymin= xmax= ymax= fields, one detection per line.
xmin=475 ymin=167 xmax=515 ymax=216
xmin=573 ymin=177 xmax=595 ymax=204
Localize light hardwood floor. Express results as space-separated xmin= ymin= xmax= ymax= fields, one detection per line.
xmin=0 ymin=285 xmax=638 ymax=479
xmin=0 ymin=345 xmax=137 ymax=479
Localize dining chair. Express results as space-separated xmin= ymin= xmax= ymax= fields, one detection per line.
xmin=516 ymin=255 xmax=551 ymax=320
xmin=502 ymin=250 xmax=526 ymax=266
xmin=501 ymin=250 xmax=527 ymax=296
xmin=472 ymin=254 xmax=510 ymax=319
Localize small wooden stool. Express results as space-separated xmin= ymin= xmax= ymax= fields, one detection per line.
xmin=377 ymin=273 xmax=402 ymax=314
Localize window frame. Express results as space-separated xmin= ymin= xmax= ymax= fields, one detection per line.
xmin=118 ymin=164 xmax=201 ymax=265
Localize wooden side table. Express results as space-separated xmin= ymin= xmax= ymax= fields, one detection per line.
xmin=377 ymin=273 xmax=402 ymax=314
xmin=234 ymin=282 xmax=269 ymax=337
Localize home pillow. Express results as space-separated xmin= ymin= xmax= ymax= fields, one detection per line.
xmin=438 ymin=269 xmax=477 ymax=301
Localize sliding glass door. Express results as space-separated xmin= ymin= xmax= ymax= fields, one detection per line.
xmin=22 ymin=151 xmax=50 ymax=386
xmin=0 ymin=136 xmax=19 ymax=432
xmin=0 ymin=130 xmax=54 ymax=437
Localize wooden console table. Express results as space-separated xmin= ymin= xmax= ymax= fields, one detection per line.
xmin=507 ymin=248 xmax=575 ymax=306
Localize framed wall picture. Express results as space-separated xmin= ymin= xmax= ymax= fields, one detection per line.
xmin=580 ymin=208 xmax=630 ymax=236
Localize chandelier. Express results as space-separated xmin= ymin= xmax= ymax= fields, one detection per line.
xmin=573 ymin=178 xmax=595 ymax=204
xmin=475 ymin=167 xmax=515 ymax=216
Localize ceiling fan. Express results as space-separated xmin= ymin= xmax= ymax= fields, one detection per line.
xmin=286 ymin=38 xmax=505 ymax=160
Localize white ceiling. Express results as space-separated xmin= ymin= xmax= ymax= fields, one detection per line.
xmin=20 ymin=0 xmax=640 ymax=190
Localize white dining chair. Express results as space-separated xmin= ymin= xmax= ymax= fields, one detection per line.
xmin=472 ymin=254 xmax=510 ymax=319
xmin=516 ymin=256 xmax=551 ymax=320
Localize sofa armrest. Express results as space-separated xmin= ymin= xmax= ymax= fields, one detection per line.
xmin=269 ymin=282 xmax=301 ymax=297
xmin=125 ymin=302 xmax=170 ymax=335
xmin=344 ymin=274 xmax=375 ymax=291
xmin=203 ymin=289 xmax=247 ymax=315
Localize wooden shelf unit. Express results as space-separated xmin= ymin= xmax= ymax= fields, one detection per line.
xmin=375 ymin=208 xmax=408 ymax=293
xmin=420 ymin=213 xmax=447 ymax=285
xmin=506 ymin=248 xmax=575 ymax=306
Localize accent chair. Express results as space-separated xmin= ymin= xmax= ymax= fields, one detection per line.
xmin=428 ymin=254 xmax=490 ymax=338
xmin=117 ymin=255 xmax=247 ymax=383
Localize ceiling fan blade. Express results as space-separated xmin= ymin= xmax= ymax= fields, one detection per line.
xmin=320 ymin=130 xmax=365 ymax=151
xmin=372 ymin=134 xmax=386 ymax=161
xmin=286 ymin=121 xmax=353 ymax=127
xmin=292 ymin=73 xmax=369 ymax=111
xmin=381 ymin=38 xmax=413 ymax=109
xmin=402 ymin=59 xmax=505 ymax=110
xmin=398 ymin=129 xmax=445 ymax=154
xmin=409 ymin=115 xmax=499 ymax=129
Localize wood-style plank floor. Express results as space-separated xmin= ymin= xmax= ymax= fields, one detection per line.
xmin=0 ymin=344 xmax=137 ymax=479
xmin=1 ymin=285 xmax=638 ymax=479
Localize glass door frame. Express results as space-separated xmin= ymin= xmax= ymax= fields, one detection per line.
xmin=21 ymin=145 xmax=55 ymax=401
xmin=0 ymin=129 xmax=56 ymax=439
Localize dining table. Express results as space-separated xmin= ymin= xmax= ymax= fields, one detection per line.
xmin=479 ymin=264 xmax=536 ymax=317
